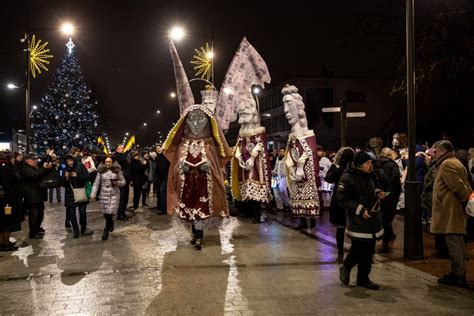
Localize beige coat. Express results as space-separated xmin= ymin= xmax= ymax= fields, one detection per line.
xmin=430 ymin=152 xmax=472 ymax=234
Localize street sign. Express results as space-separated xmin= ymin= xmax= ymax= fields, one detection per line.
xmin=346 ymin=112 xmax=366 ymax=118
xmin=322 ymin=107 xmax=341 ymax=113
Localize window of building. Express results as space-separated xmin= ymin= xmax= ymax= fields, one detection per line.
xmin=345 ymin=91 xmax=367 ymax=103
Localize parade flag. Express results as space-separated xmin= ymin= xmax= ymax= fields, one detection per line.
xmin=215 ymin=37 xmax=271 ymax=131
xmin=124 ymin=135 xmax=135 ymax=153
xmin=97 ymin=136 xmax=109 ymax=155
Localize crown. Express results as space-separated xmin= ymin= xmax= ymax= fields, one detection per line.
xmin=201 ymin=85 xmax=218 ymax=101
xmin=200 ymin=85 xmax=218 ymax=113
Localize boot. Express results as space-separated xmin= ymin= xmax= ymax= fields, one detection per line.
xmin=102 ymin=228 xmax=109 ymax=241
xmin=380 ymin=242 xmax=390 ymax=253
xmin=195 ymin=238 xmax=202 ymax=250
xmin=190 ymin=235 xmax=197 ymax=245
xmin=109 ymin=220 xmax=114 ymax=232
xmin=337 ymin=251 xmax=344 ymax=264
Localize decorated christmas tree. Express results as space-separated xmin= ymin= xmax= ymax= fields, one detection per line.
xmin=32 ymin=38 xmax=101 ymax=156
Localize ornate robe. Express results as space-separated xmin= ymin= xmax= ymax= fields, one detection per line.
xmin=163 ymin=106 xmax=233 ymax=226
xmin=285 ymin=130 xmax=321 ymax=217
xmin=231 ymin=127 xmax=272 ymax=203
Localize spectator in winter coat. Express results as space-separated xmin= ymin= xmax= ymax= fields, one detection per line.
xmin=338 ymin=151 xmax=387 ymax=290
xmin=141 ymin=151 xmax=151 ymax=207
xmin=455 ymin=149 xmax=474 ymax=241
xmin=21 ymin=153 xmax=53 ymax=239
xmin=326 ymin=147 xmax=354 ymax=263
xmin=0 ymin=151 xmax=22 ymax=251
xmin=130 ymin=152 xmax=148 ymax=211
xmin=272 ymin=148 xmax=290 ymax=211
xmin=468 ymin=148 xmax=474 ymax=181
xmin=90 ymin=156 xmax=125 ymax=241
xmin=154 ymin=144 xmax=169 ymax=214
xmin=421 ymin=149 xmax=449 ymax=258
xmin=415 ymin=144 xmax=428 ymax=184
xmin=12 ymin=153 xmax=25 ymax=220
xmin=377 ymin=148 xmax=402 ymax=253
xmin=431 ymin=140 xmax=472 ymax=288
xmin=48 ymin=157 xmax=62 ymax=204
xmin=62 ymin=154 xmax=93 ymax=238
xmin=114 ymin=145 xmax=131 ymax=220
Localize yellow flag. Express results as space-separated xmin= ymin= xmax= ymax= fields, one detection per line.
xmin=124 ymin=135 xmax=135 ymax=152
xmin=98 ymin=137 xmax=108 ymax=154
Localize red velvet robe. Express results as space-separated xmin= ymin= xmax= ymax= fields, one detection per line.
xmin=231 ymin=129 xmax=272 ymax=203
xmin=285 ymin=131 xmax=321 ymax=217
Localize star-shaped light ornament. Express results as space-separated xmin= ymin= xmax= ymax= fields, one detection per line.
xmin=29 ymin=35 xmax=53 ymax=78
xmin=191 ymin=43 xmax=213 ymax=81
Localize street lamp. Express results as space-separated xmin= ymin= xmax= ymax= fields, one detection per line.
xmin=156 ymin=110 xmax=161 ymax=114
xmin=404 ymin=0 xmax=423 ymax=260
xmin=170 ymin=92 xmax=176 ymax=98
xmin=143 ymin=122 xmax=147 ymax=127
xmin=30 ymin=105 xmax=37 ymax=115
xmin=21 ymin=22 xmax=75 ymax=153
xmin=169 ymin=25 xmax=215 ymax=84
xmin=61 ymin=23 xmax=75 ymax=36
xmin=7 ymin=83 xmax=21 ymax=89
xmin=169 ymin=26 xmax=185 ymax=41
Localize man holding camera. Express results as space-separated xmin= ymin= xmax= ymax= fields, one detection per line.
xmin=21 ymin=153 xmax=53 ymax=239
xmin=337 ymin=151 xmax=386 ymax=290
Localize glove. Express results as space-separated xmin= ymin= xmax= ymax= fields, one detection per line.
xmin=180 ymin=161 xmax=190 ymax=173
xmin=200 ymin=163 xmax=210 ymax=172
xmin=251 ymin=143 xmax=263 ymax=158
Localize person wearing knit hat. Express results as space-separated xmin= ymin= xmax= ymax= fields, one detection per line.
xmin=353 ymin=151 xmax=373 ymax=168
xmin=337 ymin=150 xmax=387 ymax=290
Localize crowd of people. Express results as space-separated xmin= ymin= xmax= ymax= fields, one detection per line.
xmin=0 ymin=144 xmax=170 ymax=247
xmin=0 ymin=135 xmax=473 ymax=289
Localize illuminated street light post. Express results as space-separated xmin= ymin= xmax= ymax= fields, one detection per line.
xmin=404 ymin=0 xmax=423 ymax=260
xmin=169 ymin=25 xmax=215 ymax=85
xmin=22 ymin=22 xmax=75 ymax=152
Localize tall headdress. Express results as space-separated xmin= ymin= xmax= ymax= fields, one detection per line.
xmin=200 ymin=85 xmax=218 ymax=113
xmin=215 ymin=37 xmax=271 ymax=131
xmin=169 ymin=40 xmax=195 ymax=116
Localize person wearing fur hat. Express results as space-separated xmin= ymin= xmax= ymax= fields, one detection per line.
xmin=90 ymin=155 xmax=126 ymax=241
xmin=338 ymin=151 xmax=387 ymax=290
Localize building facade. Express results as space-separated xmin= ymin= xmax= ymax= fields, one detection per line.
xmin=226 ymin=76 xmax=395 ymax=151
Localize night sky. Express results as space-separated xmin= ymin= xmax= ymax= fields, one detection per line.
xmin=1 ymin=0 xmax=412 ymax=147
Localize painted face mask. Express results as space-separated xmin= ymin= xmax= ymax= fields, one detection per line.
xmin=237 ymin=94 xmax=258 ymax=125
xmin=185 ymin=109 xmax=210 ymax=137
xmin=283 ymin=95 xmax=300 ymax=127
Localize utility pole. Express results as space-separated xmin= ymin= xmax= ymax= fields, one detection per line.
xmin=404 ymin=0 xmax=424 ymax=260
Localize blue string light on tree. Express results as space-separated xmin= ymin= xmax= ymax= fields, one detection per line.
xmin=32 ymin=38 xmax=102 ymax=156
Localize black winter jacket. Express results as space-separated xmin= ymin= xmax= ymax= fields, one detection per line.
xmin=21 ymin=164 xmax=51 ymax=204
xmin=62 ymin=161 xmax=90 ymax=208
xmin=155 ymin=153 xmax=170 ymax=183
xmin=326 ymin=164 xmax=346 ymax=227
xmin=336 ymin=163 xmax=384 ymax=241
xmin=130 ymin=159 xmax=147 ymax=187
xmin=115 ymin=153 xmax=131 ymax=182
